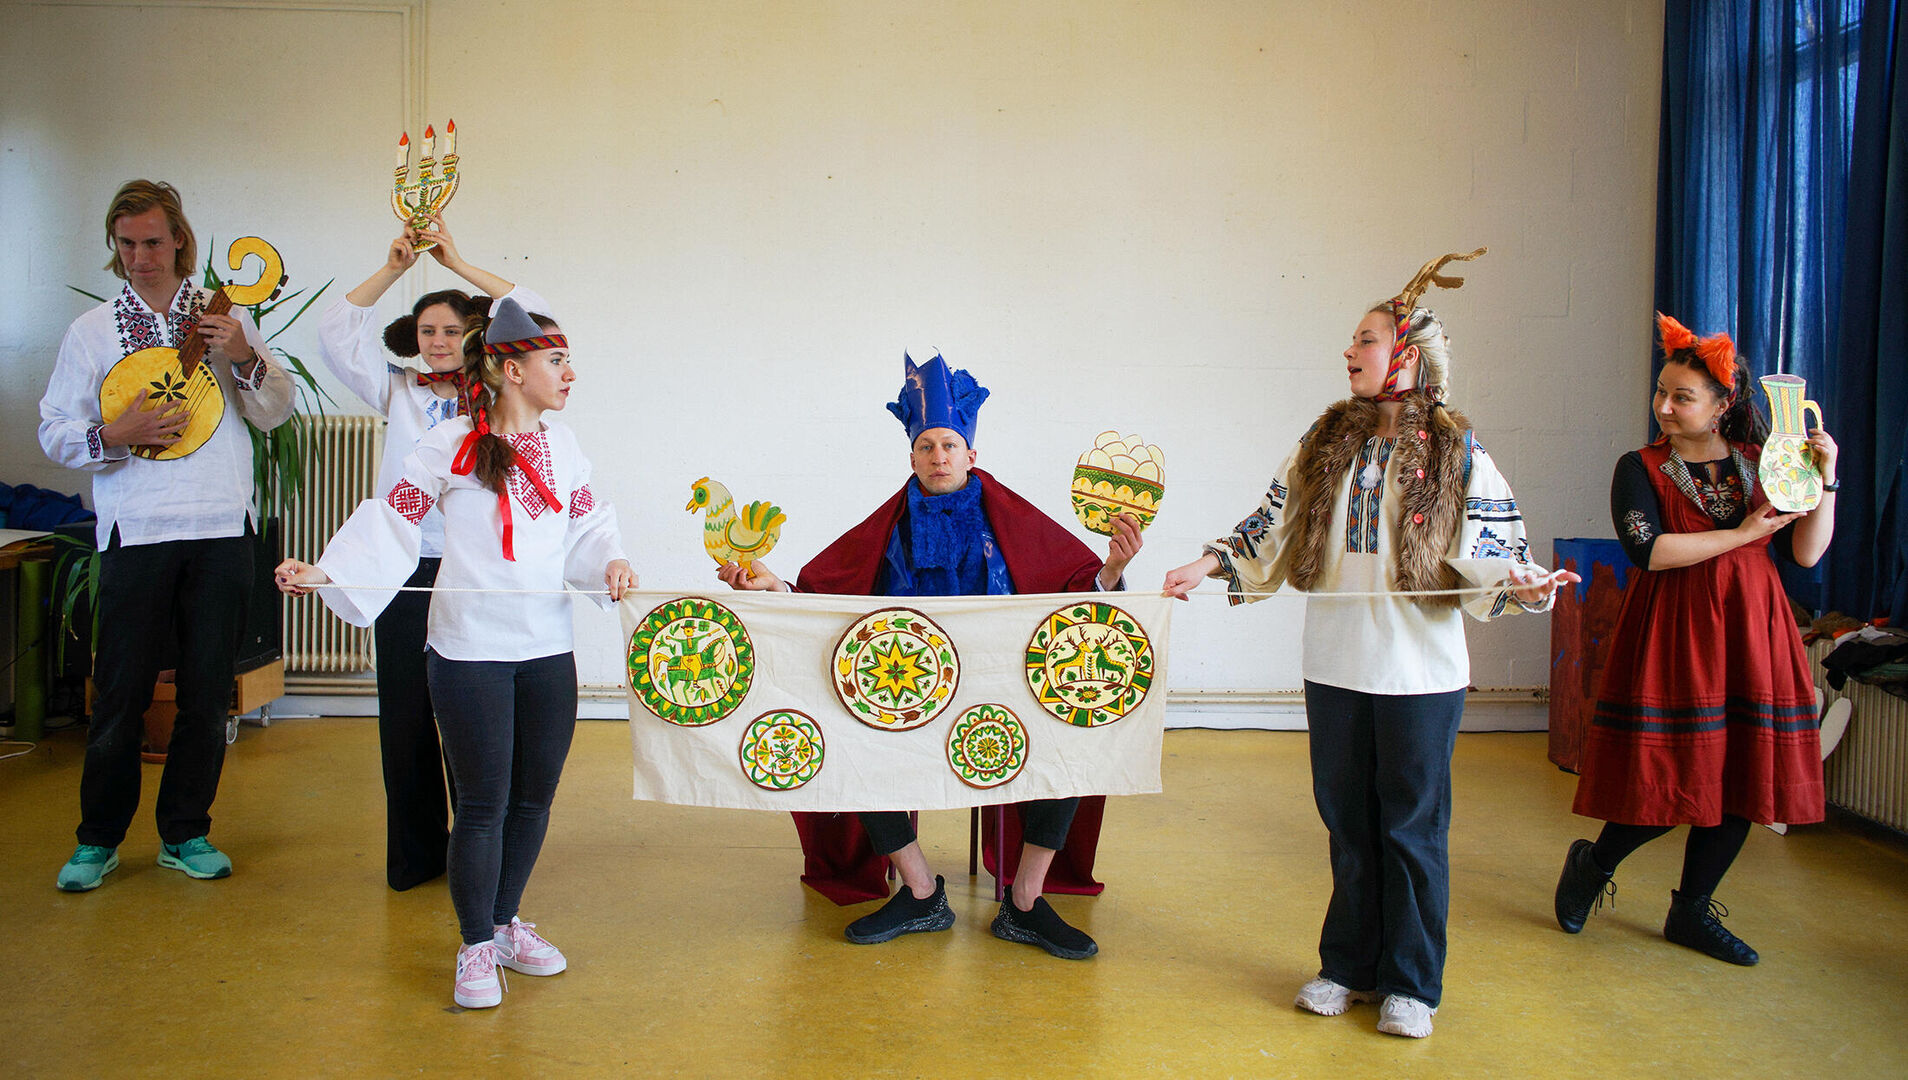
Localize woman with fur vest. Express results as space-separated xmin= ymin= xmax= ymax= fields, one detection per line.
xmin=1163 ymin=250 xmax=1574 ymax=1039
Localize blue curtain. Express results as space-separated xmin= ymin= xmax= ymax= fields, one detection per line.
xmin=1831 ymin=1 xmax=1908 ymax=622
xmin=1654 ymin=0 xmax=1908 ymax=619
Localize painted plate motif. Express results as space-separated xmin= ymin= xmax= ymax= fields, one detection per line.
xmin=946 ymin=703 xmax=1030 ymax=789
xmin=627 ymin=596 xmax=754 ymax=726
xmin=738 ymin=709 xmax=825 ymax=791
xmin=1025 ymin=601 xmax=1154 ymax=728
xmin=831 ymin=607 xmax=960 ymax=731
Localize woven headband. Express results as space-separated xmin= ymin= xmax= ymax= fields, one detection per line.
xmin=483 ymin=333 xmax=568 ymax=357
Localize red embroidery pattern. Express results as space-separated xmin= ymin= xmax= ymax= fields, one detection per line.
xmin=504 ymin=432 xmax=557 ymax=518
xmin=113 ymin=285 xmax=207 ymax=356
xmin=387 ymin=480 xmax=435 ymax=524
xmin=113 ymin=291 xmax=162 ymax=355
xmin=569 ymin=484 xmax=595 ymax=520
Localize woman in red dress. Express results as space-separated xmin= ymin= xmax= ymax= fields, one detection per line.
xmin=1554 ymin=314 xmax=1838 ymax=965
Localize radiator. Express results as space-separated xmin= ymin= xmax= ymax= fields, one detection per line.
xmin=1811 ymin=639 xmax=1908 ymax=832
xmin=282 ymin=414 xmax=383 ymax=672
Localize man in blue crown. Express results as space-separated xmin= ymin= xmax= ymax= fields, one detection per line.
xmin=720 ymin=353 xmax=1141 ymax=958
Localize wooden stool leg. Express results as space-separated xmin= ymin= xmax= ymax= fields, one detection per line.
xmin=993 ymin=805 xmax=1008 ymax=902
xmin=969 ymin=807 xmax=979 ymax=877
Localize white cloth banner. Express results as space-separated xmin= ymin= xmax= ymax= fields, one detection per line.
xmin=619 ymin=589 xmax=1173 ymax=812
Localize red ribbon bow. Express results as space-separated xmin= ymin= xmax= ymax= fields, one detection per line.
xmin=449 ymin=402 xmax=562 ymax=561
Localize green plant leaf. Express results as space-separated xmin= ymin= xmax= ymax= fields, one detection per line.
xmin=261 ymin=279 xmax=331 ymax=342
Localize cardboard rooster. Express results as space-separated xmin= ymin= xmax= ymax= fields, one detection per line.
xmin=687 ymin=477 xmax=786 ymax=578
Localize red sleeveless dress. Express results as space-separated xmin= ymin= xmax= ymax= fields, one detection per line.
xmin=1571 ymin=441 xmax=1824 ymax=826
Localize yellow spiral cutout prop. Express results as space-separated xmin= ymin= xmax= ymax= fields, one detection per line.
xmin=222 ymin=236 xmax=283 ymax=306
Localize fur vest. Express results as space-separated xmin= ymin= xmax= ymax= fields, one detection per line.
xmin=1282 ymin=391 xmax=1473 ymax=607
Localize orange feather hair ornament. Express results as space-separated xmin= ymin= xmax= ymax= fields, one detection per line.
xmin=1655 ymin=312 xmax=1737 ymax=391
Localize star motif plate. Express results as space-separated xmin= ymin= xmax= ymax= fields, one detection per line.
xmin=946 ymin=703 xmax=1030 ymax=789
xmin=627 ymin=596 xmax=754 ymax=726
xmin=1025 ymin=601 xmax=1154 ymax=727
xmin=738 ymin=709 xmax=825 ymax=791
xmin=831 ymin=607 xmax=960 ymax=731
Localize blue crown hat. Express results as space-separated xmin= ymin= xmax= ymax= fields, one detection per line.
xmin=886 ymin=352 xmax=989 ymax=446
xmin=483 ymin=297 xmax=567 ymax=356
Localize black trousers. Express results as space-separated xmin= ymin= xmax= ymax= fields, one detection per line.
xmin=860 ymin=798 xmax=1079 ymax=857
xmin=429 ymin=651 xmax=578 ymax=945
xmin=79 ymin=531 xmax=253 ymax=848
xmin=1305 ymin=680 xmax=1467 ymax=1009
xmin=374 ymin=558 xmax=456 ymax=891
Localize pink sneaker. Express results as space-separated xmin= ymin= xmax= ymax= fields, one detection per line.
xmin=454 ymin=941 xmax=506 ymax=1008
xmin=493 ymin=917 xmax=567 ymax=976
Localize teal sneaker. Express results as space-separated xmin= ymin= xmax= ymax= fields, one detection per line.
xmin=158 ymin=837 xmax=232 ymax=880
xmin=56 ymin=844 xmax=120 ymax=892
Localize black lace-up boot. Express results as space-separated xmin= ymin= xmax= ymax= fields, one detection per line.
xmin=1664 ymin=889 xmax=1759 ymax=965
xmin=1554 ymin=838 xmax=1616 ymax=933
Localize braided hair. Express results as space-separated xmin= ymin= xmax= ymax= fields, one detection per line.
xmin=1368 ymin=300 xmax=1465 ymax=442
xmin=458 ymin=309 xmax=562 ymax=495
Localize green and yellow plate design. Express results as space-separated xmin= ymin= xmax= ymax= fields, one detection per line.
xmin=946 ymin=703 xmax=1030 ymax=789
xmin=628 ymin=596 xmax=755 ymax=726
xmin=738 ymin=709 xmax=825 ymax=791
xmin=831 ymin=607 xmax=960 ymax=731
xmin=1025 ymin=601 xmax=1153 ymax=728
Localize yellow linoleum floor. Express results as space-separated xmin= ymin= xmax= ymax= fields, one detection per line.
xmin=4 ymin=722 xmax=1906 ymax=1079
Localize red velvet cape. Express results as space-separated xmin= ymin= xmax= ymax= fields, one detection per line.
xmin=791 ymin=467 xmax=1111 ymax=904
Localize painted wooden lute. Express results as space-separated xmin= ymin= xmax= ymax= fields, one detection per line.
xmin=98 ymin=236 xmax=283 ymax=460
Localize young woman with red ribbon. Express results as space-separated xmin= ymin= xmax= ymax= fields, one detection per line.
xmin=278 ymin=297 xmax=634 ymax=1009
xmin=1554 ymin=314 xmax=1838 ymax=967
xmin=318 ymin=215 xmax=555 ymax=893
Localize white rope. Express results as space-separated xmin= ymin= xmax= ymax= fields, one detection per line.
xmin=1182 ymin=571 xmax=1569 ymax=601
xmin=304 ymin=583 xmax=610 ymax=595
xmin=297 ymin=569 xmax=1567 ymax=602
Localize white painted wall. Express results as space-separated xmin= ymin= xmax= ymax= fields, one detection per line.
xmin=1 ymin=0 xmax=1663 ymax=712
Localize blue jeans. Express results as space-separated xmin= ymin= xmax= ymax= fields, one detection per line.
xmin=1304 ymin=680 xmax=1466 ymax=1008
xmin=428 ymin=651 xmax=577 ymax=946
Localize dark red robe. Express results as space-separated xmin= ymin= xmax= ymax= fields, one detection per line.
xmin=790 ymin=467 xmax=1112 ymax=905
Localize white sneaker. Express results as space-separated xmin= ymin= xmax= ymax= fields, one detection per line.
xmin=1294 ymin=977 xmax=1375 ymax=1016
xmin=454 ymin=941 xmax=506 ymax=1008
xmin=493 ymin=917 xmax=567 ymax=976
xmin=1376 ymin=993 xmax=1437 ymax=1038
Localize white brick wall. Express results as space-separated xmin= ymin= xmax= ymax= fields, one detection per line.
xmin=0 ymin=1 xmax=1664 ymax=708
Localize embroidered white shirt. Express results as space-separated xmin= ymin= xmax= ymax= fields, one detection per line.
xmin=315 ymin=416 xmax=627 ymax=662
xmin=317 ymin=285 xmax=552 ymax=558
xmin=38 ymin=281 xmax=294 ymax=548
xmin=1205 ymin=435 xmax=1552 ymax=696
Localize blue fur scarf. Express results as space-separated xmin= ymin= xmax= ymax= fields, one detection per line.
xmin=907 ymin=475 xmax=987 ymax=574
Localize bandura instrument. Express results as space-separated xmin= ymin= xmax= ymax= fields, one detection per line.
xmin=98 ymin=236 xmax=283 ymax=460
